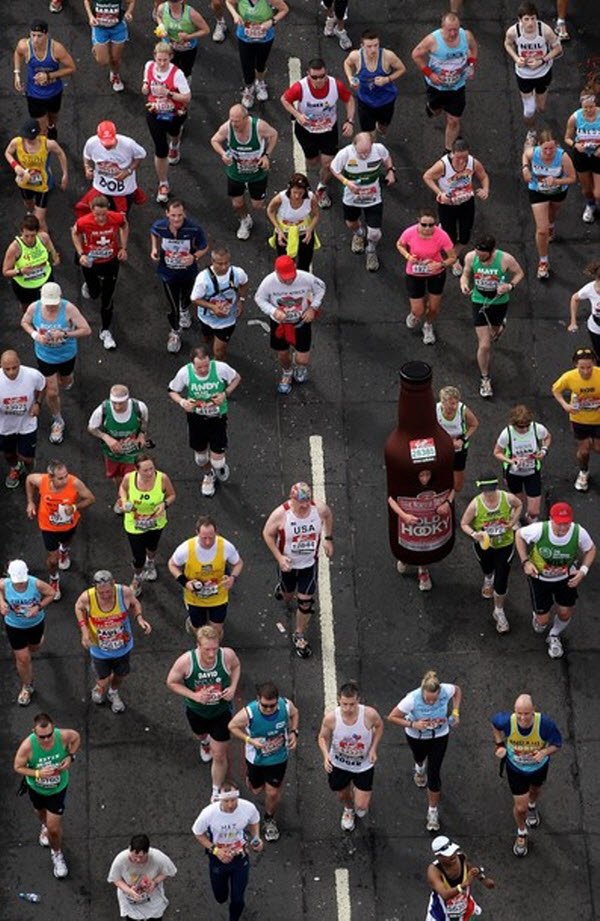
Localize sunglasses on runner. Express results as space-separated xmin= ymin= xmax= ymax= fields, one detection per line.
xmin=36 ymin=731 xmax=54 ymax=740
xmin=419 ymin=222 xmax=436 ymax=228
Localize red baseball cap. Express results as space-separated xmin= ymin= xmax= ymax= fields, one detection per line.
xmin=550 ymin=502 xmax=573 ymax=524
xmin=274 ymin=255 xmax=297 ymax=281
xmin=97 ymin=120 xmax=117 ymax=147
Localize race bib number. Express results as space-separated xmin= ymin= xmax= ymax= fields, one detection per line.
xmin=439 ymin=65 xmax=462 ymax=86
xmin=409 ymin=438 xmax=436 ymax=463
xmin=162 ymin=238 xmax=191 ymax=269
xmin=2 ymin=396 xmax=27 ymax=415
xmin=411 ymin=260 xmax=432 ymax=275
xmin=260 ymin=733 xmax=285 ymax=756
xmin=244 ymin=22 xmax=264 ymax=39
xmin=484 ymin=522 xmax=507 ymax=537
xmin=235 ymin=155 xmax=261 ymax=174
xmin=291 ymin=534 xmax=317 ymax=554
xmin=38 ymin=771 xmax=61 ymax=789
xmin=194 ymin=401 xmax=220 ymax=417
xmin=308 ymin=114 xmax=335 ymax=133
xmin=195 ymin=580 xmax=219 ymax=597
xmin=96 ymin=624 xmax=129 ymax=651
xmin=134 ymin=514 xmax=158 ymax=531
xmin=26 ymin=169 xmax=43 ymax=186
xmin=198 ymin=681 xmax=222 ymax=702
xmin=25 ymin=265 xmax=47 ymax=280
xmin=98 ymin=173 xmax=125 ymax=194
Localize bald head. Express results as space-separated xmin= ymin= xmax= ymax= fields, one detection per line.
xmin=354 ymin=132 xmax=373 ymax=157
xmin=1 ymin=350 xmax=21 ymax=380
xmin=229 ymin=104 xmax=248 ymax=127
xmin=515 ymin=694 xmax=533 ymax=710
xmin=441 ymin=12 xmax=460 ymax=26
xmin=514 ymin=693 xmax=535 ymax=729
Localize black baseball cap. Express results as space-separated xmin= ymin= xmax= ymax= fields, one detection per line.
xmin=22 ymin=119 xmax=40 ymax=139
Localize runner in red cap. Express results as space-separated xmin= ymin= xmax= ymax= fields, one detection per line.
xmin=254 ymin=256 xmax=326 ymax=394
xmin=515 ymin=502 xmax=596 ymax=658
xmin=262 ymin=480 xmax=333 ymax=657
xmin=79 ymin=121 xmax=147 ymax=216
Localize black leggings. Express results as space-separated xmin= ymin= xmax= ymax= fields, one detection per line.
xmin=81 ymin=259 xmax=120 ymax=329
xmin=238 ymin=38 xmax=273 ymax=86
xmin=146 ymin=112 xmax=187 ymax=159
xmin=406 ymin=734 xmax=448 ymax=793
xmin=276 ymin=236 xmax=315 ymax=271
xmin=127 ymin=529 xmax=163 ymax=570
xmin=438 ymin=197 xmax=475 ymax=247
xmin=162 ymin=277 xmax=195 ymax=330
xmin=474 ymin=542 xmax=514 ymax=596
xmin=325 ymin=0 xmax=348 ymax=17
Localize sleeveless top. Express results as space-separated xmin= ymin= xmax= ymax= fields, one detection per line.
xmin=26 ymin=38 xmax=63 ymax=99
xmin=356 ymin=47 xmax=397 ymax=106
xmin=32 ymin=299 xmax=78 ymax=364
xmin=528 ymin=145 xmax=568 ymax=194
xmin=15 ymin=136 xmax=49 ymax=193
xmin=277 ymin=501 xmax=322 ymax=568
xmin=514 ymin=20 xmax=552 ymax=80
xmin=297 ymin=76 xmax=339 ymax=133
xmin=161 ymin=2 xmax=198 ymax=50
xmin=329 ymin=705 xmax=373 ymax=773
xmin=87 ymin=584 xmax=133 ymax=659
xmin=438 ymin=154 xmax=475 ymax=204
xmin=425 ymin=28 xmax=469 ymax=91
xmin=4 ymin=575 xmax=44 ymax=629
xmin=225 ymin=117 xmax=267 ymax=182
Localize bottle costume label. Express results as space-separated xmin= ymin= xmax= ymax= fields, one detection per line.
xmin=396 ymin=488 xmax=452 ymax=552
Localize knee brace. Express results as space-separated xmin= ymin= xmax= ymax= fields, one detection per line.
xmin=522 ymin=93 xmax=536 ymax=120
xmin=194 ymin=450 xmax=209 ymax=467
xmin=366 ymin=226 xmax=382 ymax=245
xmin=297 ymin=597 xmax=315 ymax=614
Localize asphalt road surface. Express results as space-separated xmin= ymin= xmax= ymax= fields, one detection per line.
xmin=1 ymin=1 xmax=599 ymax=919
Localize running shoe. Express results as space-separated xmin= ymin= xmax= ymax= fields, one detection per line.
xmin=202 ymin=471 xmax=216 ymax=497
xmin=99 ymin=329 xmax=117 ymax=350
xmin=49 ymin=0 xmax=63 ymax=11
xmin=536 ymin=260 xmax=550 ymax=280
xmin=241 ymin=85 xmax=255 ymax=109
xmin=212 ymin=18 xmax=227 ymax=42
xmin=554 ymin=19 xmax=569 ymax=40
xmin=50 ymin=576 xmax=61 ymax=602
xmin=531 ymin=613 xmax=547 ymax=634
xmin=323 ymin=15 xmax=336 ymax=35
xmin=513 ymin=832 xmax=528 ymax=857
xmin=341 ymin=807 xmax=355 ymax=831
xmin=58 ymin=544 xmax=71 ymax=570
xmin=81 ymin=282 xmax=91 ymax=299
xmin=355 ymin=807 xmax=367 ymax=818
xmin=292 ymin=632 xmax=312 ymax=658
xmin=334 ymin=26 xmax=352 ymax=50
xmin=108 ymin=688 xmax=126 ymax=713
xmin=574 ymin=470 xmax=589 ymax=491
xmin=481 ymin=576 xmax=494 ymax=598
xmin=351 ymin=232 xmax=365 ymax=254
xmin=156 ymin=182 xmax=170 ymax=204
xmin=91 ymin=684 xmax=106 ymax=704
xmin=422 ymin=322 xmax=436 ymax=345
xmin=168 ymin=142 xmax=181 ymax=165
xmin=526 ymin=803 xmax=541 ymax=828
xmin=293 ymin=366 xmax=308 ymax=383
xmin=167 ymin=330 xmax=182 ymax=353
xmin=546 ymin=635 xmax=564 ymax=659
xmin=396 ymin=561 xmax=408 ymax=574
xmin=51 ymin=850 xmax=69 ymax=878
xmin=277 ymin=370 xmax=293 ymax=395
xmin=418 ymin=569 xmax=432 ymax=591
xmin=39 ymin=824 xmax=49 ymax=847
xmin=315 ymin=185 xmax=332 ymax=209
xmin=237 ymin=214 xmax=254 ymax=240
xmin=493 ymin=609 xmax=510 ymax=634
xmin=18 ymin=684 xmax=34 ymax=706
xmin=255 ymin=79 xmax=269 ymax=102
xmin=413 ymin=766 xmax=428 ymax=788
xmin=200 ymin=738 xmax=213 ymax=762
xmin=263 ymin=817 xmax=280 ymax=841
xmin=479 ymin=376 xmax=493 ymax=398
xmin=5 ymin=461 xmax=24 ymax=489
xmin=405 ymin=312 xmax=419 ymax=329
xmin=452 ymin=260 xmax=463 ymax=277
xmin=366 ymin=248 xmax=380 ymax=272
xmin=582 ymin=204 xmax=596 ymax=223
xmin=143 ymin=559 xmax=158 ymax=581
xmin=214 ymin=462 xmax=230 ymax=482
xmin=110 ymin=72 xmax=124 ymax=92
xmin=179 ymin=306 xmax=192 ymax=328
xmin=426 ymin=807 xmax=440 ymax=831
xmin=49 ymin=419 xmax=65 ymax=444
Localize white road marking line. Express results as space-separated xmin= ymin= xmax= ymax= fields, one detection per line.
xmin=335 ymin=868 xmax=352 ymax=921
xmin=309 ymin=434 xmax=337 ymax=712
xmin=288 ymin=57 xmax=307 ymax=174
xmin=246 ymin=318 xmax=270 ymax=333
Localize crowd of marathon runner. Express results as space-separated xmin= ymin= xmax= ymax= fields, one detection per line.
xmin=1 ymin=0 xmax=598 ymax=918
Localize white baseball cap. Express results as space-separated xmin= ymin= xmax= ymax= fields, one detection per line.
xmin=8 ymin=560 xmax=29 ymax=582
xmin=41 ymin=282 xmax=62 ymax=305
xmin=432 ymin=836 xmax=460 ymax=857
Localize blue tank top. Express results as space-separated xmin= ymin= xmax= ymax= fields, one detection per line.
xmin=356 ymin=48 xmax=397 ymax=106
xmin=245 ymin=697 xmax=289 ymax=765
xmin=33 ymin=299 xmax=78 ymax=364
xmin=528 ymin=145 xmax=567 ymax=194
xmin=425 ymin=28 xmax=469 ymax=91
xmin=4 ymin=576 xmax=44 ymax=628
xmin=26 ymin=38 xmax=63 ymax=99
xmin=574 ymin=108 xmax=600 ymax=156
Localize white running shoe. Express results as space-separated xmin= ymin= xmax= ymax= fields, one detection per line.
xmin=108 ymin=688 xmax=126 ymax=713
xmin=341 ymin=807 xmax=355 ymax=831
xmin=351 ymin=231 xmax=365 ymax=254
xmin=212 ymin=18 xmax=227 ymax=42
xmin=323 ymin=15 xmax=336 ymax=35
xmin=237 ymin=214 xmax=254 ymax=240
xmin=479 ymin=376 xmax=493 ymax=398
xmin=493 ymin=609 xmax=510 ymax=634
xmin=481 ymin=576 xmax=494 ymax=598
xmin=582 ymin=204 xmax=596 ymax=223
xmin=99 ymin=329 xmax=117 ymax=350
xmin=50 ymin=576 xmax=61 ymax=601
xmin=214 ymin=462 xmax=230 ymax=482
xmin=418 ymin=569 xmax=433 ymax=591
xmin=143 ymin=559 xmax=158 ymax=581
xmin=156 ymin=182 xmax=170 ymax=204
xmin=168 ymin=142 xmax=181 ymax=165
xmin=422 ymin=322 xmax=436 ymax=345
xmin=255 ymin=79 xmax=269 ymax=102
xmin=49 ymin=419 xmax=65 ymax=444
xmin=413 ymin=766 xmax=427 ymax=788
xmin=547 ymin=635 xmax=564 ymax=659
xmin=241 ymin=85 xmax=255 ymax=109
xmin=179 ymin=306 xmax=192 ymax=328
xmin=574 ymin=470 xmax=589 ymax=491
xmin=293 ymin=365 xmax=308 ymax=383
xmin=365 ymin=248 xmax=379 ymax=272
xmin=405 ymin=312 xmax=419 ymax=329
xmin=202 ymin=471 xmax=216 ymax=497
xmin=263 ymin=817 xmax=280 ymax=841
xmin=531 ymin=613 xmax=547 ymax=634
xmin=396 ymin=560 xmax=408 ymax=575
xmin=51 ymin=850 xmax=68 ymax=878
xmin=334 ymin=26 xmax=352 ymax=50
xmin=110 ymin=71 xmax=124 ymax=92
xmin=167 ymin=330 xmax=182 ymax=353
xmin=81 ymin=282 xmax=91 ymax=299
xmin=452 ymin=260 xmax=463 ymax=277
xmin=426 ymin=807 xmax=440 ymax=831
xmin=39 ymin=824 xmax=50 ymax=847
xmin=200 ymin=738 xmax=213 ymax=762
